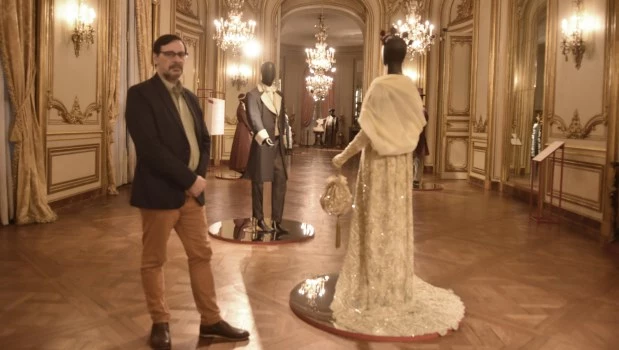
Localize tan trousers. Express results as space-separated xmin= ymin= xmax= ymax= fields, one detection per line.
xmin=140 ymin=195 xmax=221 ymax=325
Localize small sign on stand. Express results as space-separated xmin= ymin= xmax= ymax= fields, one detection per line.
xmin=530 ymin=141 xmax=565 ymax=223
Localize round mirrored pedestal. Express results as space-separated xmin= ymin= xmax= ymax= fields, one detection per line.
xmin=414 ymin=182 xmax=443 ymax=191
xmin=290 ymin=273 xmax=457 ymax=342
xmin=214 ymin=170 xmax=242 ymax=180
xmin=208 ymin=218 xmax=315 ymax=245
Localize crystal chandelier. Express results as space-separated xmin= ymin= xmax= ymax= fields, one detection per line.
xmin=213 ymin=0 xmax=256 ymax=55
xmin=393 ymin=0 xmax=435 ymax=59
xmin=306 ymin=73 xmax=333 ymax=102
xmin=305 ymin=14 xmax=336 ymax=74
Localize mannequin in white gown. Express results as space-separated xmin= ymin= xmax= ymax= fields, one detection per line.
xmin=329 ymin=31 xmax=465 ymax=337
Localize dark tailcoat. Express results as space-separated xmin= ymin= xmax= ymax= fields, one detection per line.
xmin=242 ymin=87 xmax=288 ymax=182
xmin=125 ymin=74 xmax=211 ymax=209
xmin=229 ymin=94 xmax=253 ymax=174
xmin=414 ymin=109 xmax=430 ymax=157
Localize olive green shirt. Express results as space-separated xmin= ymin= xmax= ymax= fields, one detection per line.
xmin=159 ymin=74 xmax=199 ymax=171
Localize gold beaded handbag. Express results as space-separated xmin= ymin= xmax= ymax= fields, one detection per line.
xmin=320 ymin=174 xmax=353 ymax=248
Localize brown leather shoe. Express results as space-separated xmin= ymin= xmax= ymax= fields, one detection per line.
xmin=149 ymin=323 xmax=171 ymax=350
xmin=199 ymin=320 xmax=249 ymax=341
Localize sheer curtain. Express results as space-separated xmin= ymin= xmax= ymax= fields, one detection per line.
xmin=104 ymin=0 xmax=121 ymax=194
xmin=114 ymin=0 xmax=143 ymax=185
xmin=123 ymin=0 xmax=154 ymax=182
xmin=0 ymin=66 xmax=14 ymax=225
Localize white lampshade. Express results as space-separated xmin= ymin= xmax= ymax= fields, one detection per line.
xmin=205 ymin=98 xmax=225 ymax=135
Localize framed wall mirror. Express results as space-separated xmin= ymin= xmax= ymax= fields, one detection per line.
xmin=505 ymin=0 xmax=548 ymax=187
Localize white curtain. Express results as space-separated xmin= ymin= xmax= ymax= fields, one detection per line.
xmin=0 ymin=65 xmax=14 ymax=225
xmin=114 ymin=0 xmax=140 ymax=186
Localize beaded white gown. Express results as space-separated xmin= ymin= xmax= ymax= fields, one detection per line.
xmin=330 ymin=75 xmax=465 ymax=337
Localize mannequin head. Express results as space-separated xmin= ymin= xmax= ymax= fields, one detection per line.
xmin=260 ymin=61 xmax=276 ymax=86
xmin=381 ymin=28 xmax=407 ymax=74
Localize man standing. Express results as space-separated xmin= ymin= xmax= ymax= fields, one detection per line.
xmin=126 ymin=34 xmax=249 ymax=349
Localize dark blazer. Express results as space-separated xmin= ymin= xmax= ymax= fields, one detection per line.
xmin=125 ymin=74 xmax=210 ymax=209
xmin=242 ymin=87 xmax=288 ymax=182
xmin=414 ymin=108 xmax=430 ymax=157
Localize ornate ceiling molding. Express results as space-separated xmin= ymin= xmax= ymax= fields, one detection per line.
xmin=455 ymin=0 xmax=473 ymax=21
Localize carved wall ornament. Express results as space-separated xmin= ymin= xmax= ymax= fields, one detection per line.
xmin=176 ymin=0 xmax=196 ymax=18
xmin=246 ymin=0 xmax=260 ymax=11
xmin=474 ymin=115 xmax=487 ymax=133
xmin=455 ymin=0 xmax=474 ymax=21
xmin=548 ymin=109 xmax=607 ymax=139
xmin=174 ymin=32 xmax=198 ymax=48
xmin=387 ymin=0 xmax=407 ymax=15
xmin=387 ymin=0 xmax=428 ymax=16
xmin=184 ymin=36 xmax=198 ymax=48
xmin=48 ymin=93 xmax=101 ymax=124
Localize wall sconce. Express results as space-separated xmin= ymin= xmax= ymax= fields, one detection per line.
xmin=65 ymin=0 xmax=96 ymax=57
xmin=228 ymin=64 xmax=251 ymax=90
xmin=560 ymin=0 xmax=597 ymax=69
xmin=404 ymin=69 xmax=418 ymax=81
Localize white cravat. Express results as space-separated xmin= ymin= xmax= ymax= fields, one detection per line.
xmin=257 ymin=83 xmax=280 ymax=137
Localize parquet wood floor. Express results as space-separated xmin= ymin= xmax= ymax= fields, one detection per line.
xmin=1 ymin=148 xmax=618 ymax=349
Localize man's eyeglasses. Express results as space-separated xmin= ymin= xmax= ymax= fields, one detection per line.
xmin=160 ymin=51 xmax=188 ymax=59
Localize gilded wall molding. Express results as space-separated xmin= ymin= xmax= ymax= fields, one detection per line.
xmin=456 ymin=0 xmax=474 ymax=20
xmin=548 ymin=109 xmax=606 ymax=139
xmin=472 ymin=145 xmax=487 ymax=175
xmin=449 ymin=0 xmax=473 ymax=26
xmin=445 ymin=137 xmax=469 ymax=171
xmin=246 ymin=0 xmax=261 ymax=11
xmin=47 ymin=144 xmax=101 ymax=195
xmin=183 ymin=35 xmax=198 ymax=47
xmin=545 ymin=158 xmax=603 ymax=211
xmin=47 ymin=93 xmax=101 ymax=125
xmin=387 ymin=0 xmax=408 ymax=15
xmin=473 ymin=115 xmax=487 ymax=133
xmin=176 ymin=0 xmax=197 ymax=18
xmin=447 ymin=36 xmax=472 ymax=116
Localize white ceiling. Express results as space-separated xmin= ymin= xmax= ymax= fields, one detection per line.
xmin=280 ymin=8 xmax=364 ymax=48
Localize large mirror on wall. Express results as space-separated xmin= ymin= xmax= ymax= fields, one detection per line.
xmin=505 ymin=0 xmax=547 ymax=187
xmin=279 ymin=7 xmax=364 ymax=148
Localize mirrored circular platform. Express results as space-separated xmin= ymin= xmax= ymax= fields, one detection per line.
xmin=208 ymin=218 xmax=315 ymax=245
xmin=414 ymin=182 xmax=443 ymax=191
xmin=214 ymin=170 xmax=242 ymax=180
xmin=290 ymin=273 xmax=456 ymax=342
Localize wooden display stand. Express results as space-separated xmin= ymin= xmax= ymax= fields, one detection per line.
xmin=530 ymin=141 xmax=565 ymax=223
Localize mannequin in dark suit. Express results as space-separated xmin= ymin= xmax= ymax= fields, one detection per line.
xmin=125 ymin=34 xmax=248 ymax=350
xmin=242 ymin=62 xmax=289 ymax=234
